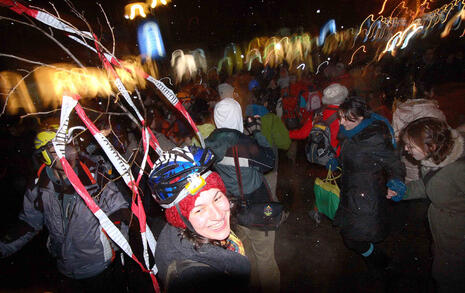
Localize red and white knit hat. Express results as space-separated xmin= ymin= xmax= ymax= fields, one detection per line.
xmin=164 ymin=171 xmax=226 ymax=229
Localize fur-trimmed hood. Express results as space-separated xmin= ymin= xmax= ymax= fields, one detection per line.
xmin=421 ymin=129 xmax=465 ymax=172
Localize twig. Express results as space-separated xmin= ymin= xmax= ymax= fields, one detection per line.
xmin=0 ymin=16 xmax=85 ymax=68
xmin=19 ymin=109 xmax=61 ymax=119
xmin=97 ymin=3 xmax=116 ymax=56
xmin=0 ymin=67 xmax=38 ymax=116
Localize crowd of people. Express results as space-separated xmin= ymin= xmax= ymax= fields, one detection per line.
xmin=0 ymin=42 xmax=464 ymax=293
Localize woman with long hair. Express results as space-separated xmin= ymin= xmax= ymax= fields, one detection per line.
xmin=389 ymin=117 xmax=465 ymax=292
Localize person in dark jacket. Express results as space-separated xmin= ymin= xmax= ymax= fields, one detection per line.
xmin=0 ymin=128 xmax=138 ymax=292
xmin=205 ymin=97 xmax=279 ymax=293
xmin=331 ymin=96 xmax=405 ymax=272
xmin=388 ymin=117 xmax=465 ymax=293
xmin=148 ymin=146 xmax=250 ymax=293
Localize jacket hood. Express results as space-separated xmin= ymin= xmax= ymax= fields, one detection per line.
xmin=218 ymin=83 xmax=235 ymax=99
xmin=421 ymin=129 xmax=465 ymax=170
xmin=214 ymin=98 xmax=244 ymax=133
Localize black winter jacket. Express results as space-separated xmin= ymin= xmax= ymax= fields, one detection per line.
xmin=155 ymin=224 xmax=250 ymax=292
xmin=334 ymin=118 xmax=404 ymax=242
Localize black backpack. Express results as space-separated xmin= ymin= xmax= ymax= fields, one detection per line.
xmin=305 ymin=108 xmax=338 ymax=166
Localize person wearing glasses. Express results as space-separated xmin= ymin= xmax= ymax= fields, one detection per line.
xmin=388 ymin=117 xmax=465 ymax=292
xmin=148 ymin=146 xmax=250 ymax=293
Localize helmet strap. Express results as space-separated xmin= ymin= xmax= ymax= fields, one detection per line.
xmin=175 ymin=204 xmax=195 ymax=232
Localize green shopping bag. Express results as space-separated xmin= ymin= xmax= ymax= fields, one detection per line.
xmin=313 ymin=169 xmax=340 ymax=220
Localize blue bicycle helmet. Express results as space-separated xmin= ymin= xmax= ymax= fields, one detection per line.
xmin=148 ymin=146 xmax=215 ymax=208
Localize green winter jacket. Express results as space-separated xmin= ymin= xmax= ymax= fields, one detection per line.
xmin=405 ymin=131 xmax=465 ymax=257
xmin=260 ymin=113 xmax=291 ymax=150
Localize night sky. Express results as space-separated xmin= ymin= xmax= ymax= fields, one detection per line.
xmin=0 ymin=0 xmax=455 ymax=69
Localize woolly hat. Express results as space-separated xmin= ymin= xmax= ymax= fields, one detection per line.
xmin=214 ymin=97 xmax=244 ymax=133
xmin=165 ymin=171 xmax=226 ymax=229
xmin=218 ymin=83 xmax=235 ymax=99
xmin=322 ymin=83 xmax=348 ymax=105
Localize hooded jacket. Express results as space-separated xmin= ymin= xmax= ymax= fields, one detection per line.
xmin=155 ymin=224 xmax=250 ymax=292
xmin=405 ymin=131 xmax=465 ymax=264
xmin=334 ymin=114 xmax=404 ymax=242
xmin=207 ymin=97 xmax=275 ymax=200
xmin=205 ymin=129 xmax=275 ymax=200
xmin=0 ymin=164 xmax=128 ymax=279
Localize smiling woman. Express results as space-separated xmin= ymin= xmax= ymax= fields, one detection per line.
xmin=148 ymin=146 xmax=250 ymax=292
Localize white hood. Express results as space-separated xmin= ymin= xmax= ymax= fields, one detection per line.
xmin=214 ymin=98 xmax=244 ymax=133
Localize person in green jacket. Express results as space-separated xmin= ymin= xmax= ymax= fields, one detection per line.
xmin=245 ymin=94 xmax=291 ymax=200
xmin=388 ymin=117 xmax=465 ymax=293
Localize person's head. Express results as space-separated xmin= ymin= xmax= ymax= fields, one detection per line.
xmin=34 ymin=127 xmax=79 ymax=182
xmin=148 ymin=146 xmax=231 ymax=242
xmin=189 ymin=98 xmax=212 ymax=125
xmin=213 ymin=97 xmax=244 ymax=132
xmin=322 ymin=83 xmax=348 ymax=106
xmin=400 ymin=117 xmax=454 ymax=164
xmin=34 ymin=128 xmax=58 ymax=166
xmin=338 ymin=96 xmax=369 ymax=130
xmin=218 ymin=83 xmax=235 ymax=100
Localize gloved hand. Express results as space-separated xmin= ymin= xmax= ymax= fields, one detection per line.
xmin=386 ymin=179 xmax=406 ymax=202
xmin=244 ymin=116 xmax=261 ymax=136
xmin=326 ymin=157 xmax=339 ymax=171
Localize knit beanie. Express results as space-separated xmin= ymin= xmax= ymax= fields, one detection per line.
xmin=165 ymin=171 xmax=227 ymax=229
xmin=322 ymin=83 xmax=349 ymax=105
xmin=214 ymin=97 xmax=244 ymax=133
xmin=218 ymin=83 xmax=235 ymax=99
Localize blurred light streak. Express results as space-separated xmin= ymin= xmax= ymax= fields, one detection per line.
xmin=316 ymin=61 xmax=328 ymax=75
xmin=378 ymin=0 xmax=390 ymax=15
xmin=148 ymin=0 xmax=169 ymax=9
xmin=401 ymin=25 xmax=423 ymax=48
xmin=0 ymin=57 xmax=152 ymax=114
xmin=245 ymin=49 xmax=263 ymax=71
xmin=441 ymin=5 xmax=465 ymax=37
xmin=348 ymin=45 xmax=366 ymax=65
xmin=0 ymin=71 xmax=35 ymax=114
xmin=171 ymin=50 xmax=198 ymax=84
xmin=124 ymin=3 xmax=149 ymax=20
xmin=318 ymin=19 xmax=336 ymax=46
xmin=137 ymin=21 xmax=166 ymax=59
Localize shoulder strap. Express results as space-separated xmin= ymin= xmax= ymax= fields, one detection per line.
xmin=325 ymin=112 xmax=339 ymax=126
xmin=232 ymin=145 xmax=245 ymax=201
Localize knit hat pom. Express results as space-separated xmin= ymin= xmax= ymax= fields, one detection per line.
xmin=165 ymin=172 xmax=227 ymax=229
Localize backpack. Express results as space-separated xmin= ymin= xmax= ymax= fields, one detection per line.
xmin=281 ymin=95 xmax=301 ymax=130
xmin=305 ymin=108 xmax=339 ymax=166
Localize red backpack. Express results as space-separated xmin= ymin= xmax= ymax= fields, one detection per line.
xmin=281 ymin=95 xmax=301 ymax=130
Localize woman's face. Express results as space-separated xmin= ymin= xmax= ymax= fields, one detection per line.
xmin=339 ymin=115 xmax=363 ymax=130
xmin=189 ymin=188 xmax=231 ymax=241
xmin=403 ymin=136 xmax=428 ymax=161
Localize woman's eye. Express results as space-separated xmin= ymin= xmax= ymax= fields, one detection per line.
xmin=193 ymin=208 xmax=203 ymax=214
